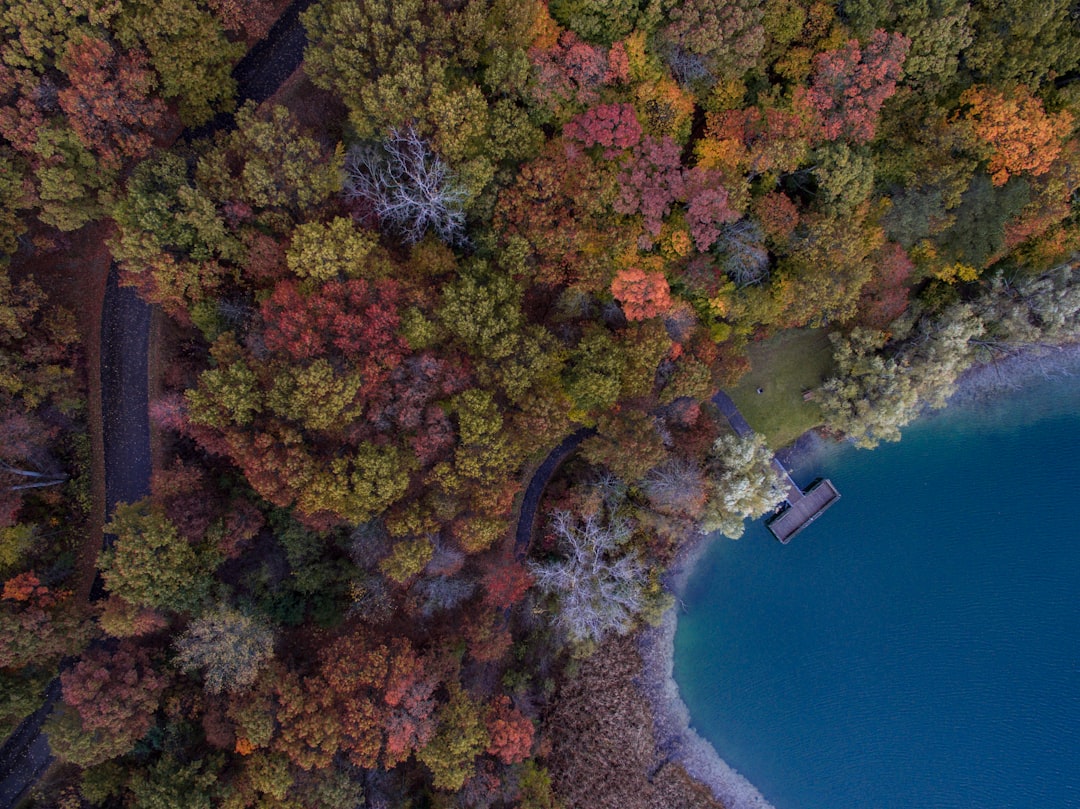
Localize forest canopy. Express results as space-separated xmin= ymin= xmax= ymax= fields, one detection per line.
xmin=3 ymin=0 xmax=1080 ymax=807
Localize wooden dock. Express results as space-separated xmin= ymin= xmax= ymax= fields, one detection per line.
xmin=766 ymin=478 xmax=841 ymax=543
xmin=711 ymin=392 xmax=840 ymax=543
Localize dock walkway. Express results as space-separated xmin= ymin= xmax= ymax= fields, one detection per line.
xmin=711 ymin=392 xmax=839 ymax=542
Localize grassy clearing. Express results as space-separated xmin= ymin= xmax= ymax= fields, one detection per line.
xmin=727 ymin=328 xmax=836 ymax=449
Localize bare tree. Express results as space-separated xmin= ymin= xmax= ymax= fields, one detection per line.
xmin=642 ymin=457 xmax=706 ymax=517
xmin=343 ymin=125 xmax=466 ymax=246
xmin=717 ymin=218 xmax=769 ymax=287
xmin=529 ymin=505 xmax=646 ymax=645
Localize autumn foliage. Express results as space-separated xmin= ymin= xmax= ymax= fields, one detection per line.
xmin=611 ymin=267 xmax=673 ymax=321
xmin=58 ymin=36 xmax=166 ymax=170
xmin=958 ymin=85 xmax=1074 ymax=185
xmin=800 ymin=30 xmax=910 ymax=144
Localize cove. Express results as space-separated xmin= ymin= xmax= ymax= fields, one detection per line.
xmin=675 ymin=367 xmax=1080 ymax=809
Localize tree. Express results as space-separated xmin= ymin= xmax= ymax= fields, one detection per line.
xmin=53 ymin=641 xmax=167 ymax=765
xmin=175 ymin=606 xmax=275 ymax=694
xmin=0 ymin=573 xmax=92 ymax=670
xmin=702 ymin=433 xmax=788 ymax=538
xmin=529 ymin=29 xmax=627 ymax=119
xmin=717 ymin=218 xmax=770 ymax=287
xmin=99 ymin=499 xmax=216 ymax=612
xmin=563 ymin=327 xmax=626 ymax=414
xmin=485 ymin=695 xmax=534 ymax=763
xmin=642 ymin=457 xmax=707 ymax=518
xmin=799 ymin=29 xmax=910 ymax=144
xmin=964 ymin=0 xmax=1080 ymax=87
xmin=610 ymin=267 xmax=672 ymax=321
xmin=529 ymin=487 xmax=647 ymax=644
xmin=57 ymin=35 xmax=166 ymax=170
xmin=126 ymin=756 xmax=222 ymax=809
xmin=580 ymin=410 xmax=669 ymax=482
xmin=259 ymin=277 xmax=407 ymax=369
xmin=417 ymin=683 xmax=489 ymax=791
xmin=480 ymin=555 xmax=533 ymax=609
xmin=956 ymin=85 xmax=1073 ymax=187
xmin=110 ymin=152 xmax=239 ymax=316
xmin=317 ymin=632 xmax=440 ymax=769
xmin=659 ymin=0 xmax=766 ymax=81
xmin=685 ymin=167 xmax=740 ymax=251
xmin=549 ymin=0 xmax=645 ymax=45
xmin=494 ymin=138 xmax=625 ymax=289
xmin=563 ymin=103 xmax=642 ymax=156
xmin=113 ymin=0 xmax=242 ymax=125
xmin=207 ymin=0 xmax=276 ymax=39
xmin=816 ymin=327 xmax=924 ymax=448
xmin=613 ymin=135 xmax=686 ymax=240
xmin=31 ymin=121 xmax=116 ymax=230
xmin=343 ymin=126 xmax=466 ymax=245
xmin=854 ymin=242 xmax=914 ymax=329
xmin=196 ymin=102 xmax=342 ymax=222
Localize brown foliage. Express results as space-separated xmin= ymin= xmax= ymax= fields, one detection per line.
xmin=57 ymin=36 xmax=167 ymax=170
xmin=547 ymin=635 xmax=723 ymax=809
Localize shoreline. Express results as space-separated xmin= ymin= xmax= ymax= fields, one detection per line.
xmin=633 ymin=341 xmax=1080 ymax=809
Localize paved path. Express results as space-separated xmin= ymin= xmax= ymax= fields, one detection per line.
xmin=0 ymin=4 xmax=314 ymax=803
xmin=513 ymin=428 xmax=595 ymax=559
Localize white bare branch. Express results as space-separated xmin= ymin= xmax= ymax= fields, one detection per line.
xmin=343 ymin=126 xmax=466 ymax=246
xmin=529 ymin=506 xmax=646 ymax=645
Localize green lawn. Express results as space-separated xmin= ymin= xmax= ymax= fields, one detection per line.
xmin=727 ymin=328 xmax=836 ymax=449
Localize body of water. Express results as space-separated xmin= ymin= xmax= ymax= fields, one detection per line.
xmin=675 ymin=369 xmax=1080 ymax=809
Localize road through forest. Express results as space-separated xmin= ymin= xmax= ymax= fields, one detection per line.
xmin=0 ymin=4 xmax=314 ymax=804
xmin=0 ymin=4 xmax=591 ymax=802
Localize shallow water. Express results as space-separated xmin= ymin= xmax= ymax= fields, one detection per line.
xmin=675 ymin=370 xmax=1080 ymax=809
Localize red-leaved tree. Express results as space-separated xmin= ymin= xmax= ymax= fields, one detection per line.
xmin=57 ymin=36 xmax=167 ymax=170
xmin=614 ymin=136 xmax=686 ymax=240
xmin=60 ymin=641 xmax=167 ymax=746
xmin=564 ymin=103 xmax=643 ymax=157
xmin=685 ymin=167 xmax=740 ymax=251
xmin=800 ymin=30 xmax=910 ymax=144
xmin=484 ymin=696 xmax=534 ymax=764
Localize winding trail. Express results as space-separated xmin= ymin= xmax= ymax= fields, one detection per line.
xmin=0 ymin=6 xmax=313 ymax=805
xmin=513 ymin=428 xmax=595 ymax=559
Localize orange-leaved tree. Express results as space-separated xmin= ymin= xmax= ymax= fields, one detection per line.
xmin=958 ymin=84 xmax=1074 ymax=186
xmin=611 ymin=267 xmax=673 ymax=321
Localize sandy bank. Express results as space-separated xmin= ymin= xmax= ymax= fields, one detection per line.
xmin=634 ymin=341 xmax=1080 ymax=809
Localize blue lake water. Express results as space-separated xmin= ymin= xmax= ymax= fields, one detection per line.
xmin=675 ymin=371 xmax=1080 ymax=809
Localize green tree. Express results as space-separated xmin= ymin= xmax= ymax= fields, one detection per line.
xmin=285 ymin=217 xmax=383 ymax=282
xmin=551 ymin=0 xmax=650 ymax=44
xmin=702 ymin=432 xmax=787 ymax=537
xmin=126 ymin=756 xmax=222 ymax=809
xmin=964 ymin=0 xmax=1080 ymax=86
xmin=114 ymin=0 xmax=242 ymax=125
xmin=563 ymin=328 xmax=626 ymax=415
xmin=99 ymin=499 xmax=217 ymax=612
xmin=417 ymin=683 xmax=489 ymax=791
xmin=196 ymin=103 xmax=342 ymax=222
xmin=32 ymin=122 xmax=115 ymax=230
xmin=817 ymin=327 xmax=914 ymax=448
